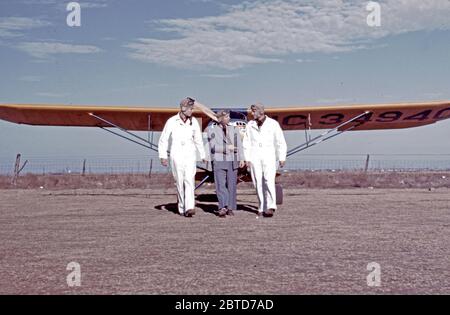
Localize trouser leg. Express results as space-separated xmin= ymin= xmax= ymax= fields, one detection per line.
xmin=262 ymin=159 xmax=277 ymax=210
xmin=170 ymin=158 xmax=186 ymax=215
xmin=227 ymin=164 xmax=238 ymax=210
xmin=214 ymin=165 xmax=228 ymax=209
xmin=250 ymin=159 xmax=265 ymax=212
xmin=184 ymin=160 xmax=197 ymax=211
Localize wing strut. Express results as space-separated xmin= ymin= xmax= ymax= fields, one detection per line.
xmin=287 ymin=111 xmax=371 ymax=158
xmin=90 ymin=112 xmax=209 ymax=182
xmin=89 ymin=113 xmax=159 ymax=153
xmin=195 ymin=174 xmax=211 ymax=190
xmin=147 ymin=114 xmax=155 ymax=149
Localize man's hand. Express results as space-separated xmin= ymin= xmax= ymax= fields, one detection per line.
xmin=239 ymin=161 xmax=245 ymax=168
xmin=279 ymin=160 xmax=286 ymax=168
xmin=186 ymin=97 xmax=195 ymax=106
xmin=160 ymin=158 xmax=168 ymax=167
xmin=193 ymin=100 xmax=218 ymax=122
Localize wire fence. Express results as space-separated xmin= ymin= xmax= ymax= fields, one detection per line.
xmin=2 ymin=154 xmax=450 ymax=176
xmin=286 ymin=155 xmax=450 ymax=171
xmin=0 ymin=155 xmax=169 ymax=176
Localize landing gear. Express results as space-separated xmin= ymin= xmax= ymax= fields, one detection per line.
xmin=276 ymin=183 xmax=283 ymax=205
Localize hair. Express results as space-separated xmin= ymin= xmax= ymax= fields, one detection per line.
xmin=180 ymin=98 xmax=195 ymax=108
xmin=250 ymin=103 xmax=264 ymax=111
xmin=215 ymin=110 xmax=230 ymax=120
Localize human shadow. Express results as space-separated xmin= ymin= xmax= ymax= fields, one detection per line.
xmin=196 ymin=203 xmax=259 ymax=215
xmin=196 ymin=193 xmax=218 ymax=203
xmin=195 ymin=203 xmax=218 ymax=215
xmin=236 ymin=204 xmax=259 ymax=214
xmin=155 ymin=195 xmax=259 ymax=216
xmin=155 ymin=203 xmax=179 ymax=215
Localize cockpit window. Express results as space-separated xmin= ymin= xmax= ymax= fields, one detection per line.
xmin=208 ymin=109 xmax=247 ymax=128
xmin=229 ymin=110 xmax=247 ymax=121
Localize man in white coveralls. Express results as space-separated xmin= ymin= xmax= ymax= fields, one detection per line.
xmin=159 ymin=97 xmax=207 ymax=217
xmin=243 ymin=103 xmax=287 ymax=217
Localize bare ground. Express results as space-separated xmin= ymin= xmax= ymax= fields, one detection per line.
xmin=0 ymin=185 xmax=449 ymax=294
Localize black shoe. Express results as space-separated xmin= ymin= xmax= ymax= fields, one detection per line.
xmin=185 ymin=209 xmax=196 ymax=217
xmin=226 ymin=209 xmax=234 ymax=216
xmin=263 ymin=209 xmax=274 ymax=217
xmin=217 ymin=208 xmax=227 ymax=217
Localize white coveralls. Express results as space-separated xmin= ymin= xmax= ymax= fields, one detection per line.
xmin=158 ymin=114 xmax=206 ymax=215
xmin=243 ymin=116 xmax=287 ymax=213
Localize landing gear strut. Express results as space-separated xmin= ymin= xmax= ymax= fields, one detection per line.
xmin=276 ymin=183 xmax=283 ymax=205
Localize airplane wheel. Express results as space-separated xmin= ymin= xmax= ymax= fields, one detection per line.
xmin=276 ymin=184 xmax=283 ymax=205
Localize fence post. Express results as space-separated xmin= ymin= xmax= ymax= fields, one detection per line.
xmin=149 ymin=158 xmax=153 ymax=178
xmin=82 ymin=159 xmax=87 ymax=176
xmin=12 ymin=154 xmax=21 ymax=185
xmin=364 ymin=154 xmax=370 ymax=172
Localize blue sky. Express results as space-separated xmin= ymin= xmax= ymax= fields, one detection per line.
xmin=1 ymin=0 xmax=450 ymax=159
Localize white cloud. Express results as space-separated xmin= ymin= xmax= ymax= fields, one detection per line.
xmin=0 ymin=17 xmax=50 ymax=37
xmin=16 ymin=41 xmax=103 ymax=59
xmin=22 ymin=0 xmax=108 ymax=9
xmin=126 ymin=0 xmax=450 ymax=70
xmin=79 ymin=2 xmax=108 ymax=9
xmin=200 ymin=73 xmax=241 ymax=78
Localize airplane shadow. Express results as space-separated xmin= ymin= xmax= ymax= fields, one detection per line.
xmin=155 ymin=193 xmax=259 ymax=216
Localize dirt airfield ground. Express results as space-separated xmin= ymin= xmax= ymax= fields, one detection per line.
xmin=0 ymin=172 xmax=449 ymax=294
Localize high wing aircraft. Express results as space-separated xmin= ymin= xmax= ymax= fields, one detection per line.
xmin=1 ymin=101 xmax=450 ymax=204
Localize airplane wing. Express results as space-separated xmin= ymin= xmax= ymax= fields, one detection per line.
xmin=0 ymin=103 xmax=212 ymax=131
xmin=1 ymin=101 xmax=450 ymax=132
xmin=265 ymin=101 xmax=450 ymax=131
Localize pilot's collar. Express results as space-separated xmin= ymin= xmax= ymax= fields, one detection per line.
xmin=178 ymin=112 xmax=192 ymax=125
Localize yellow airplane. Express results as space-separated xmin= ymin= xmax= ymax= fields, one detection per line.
xmin=1 ymin=100 xmax=449 ymax=203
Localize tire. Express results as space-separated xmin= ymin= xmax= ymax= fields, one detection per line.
xmin=276 ymin=183 xmax=283 ymax=205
